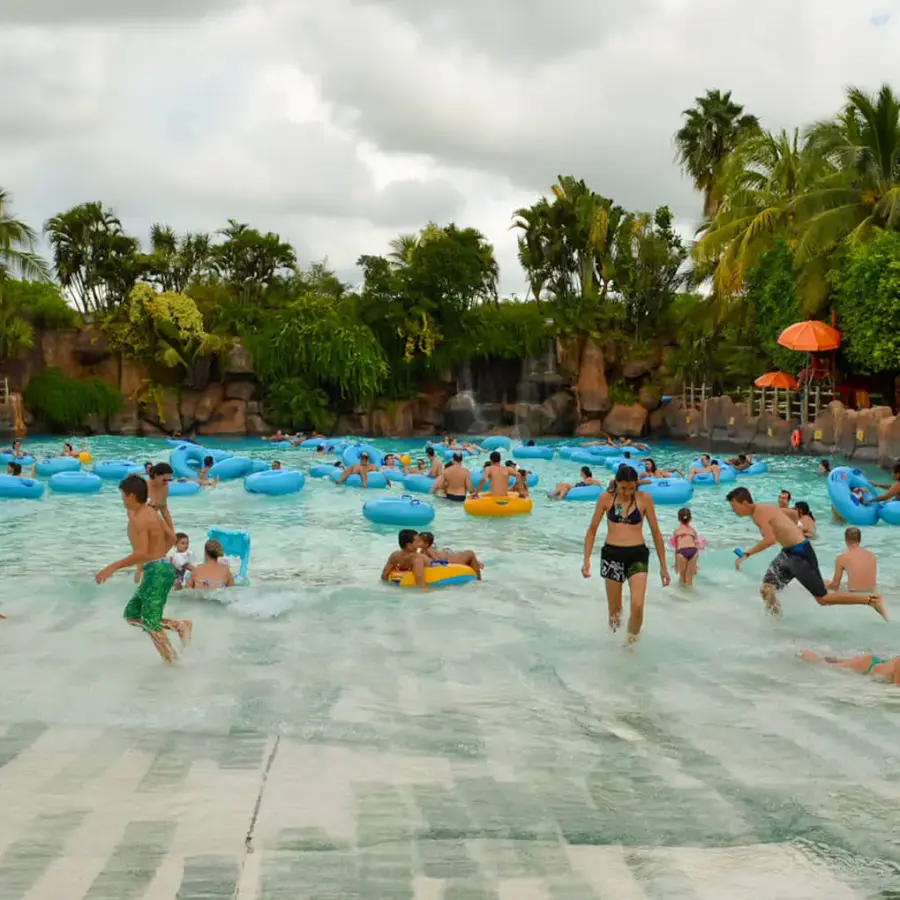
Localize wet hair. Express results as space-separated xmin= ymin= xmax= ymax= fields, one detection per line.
xmin=317 ymin=444 xmax=325 ymax=451
xmin=333 ymin=460 xmax=342 ymax=466
xmin=483 ymin=461 xmax=491 ymax=469
xmin=623 ymin=451 xmax=632 ymax=458
xmin=490 ymin=451 xmax=501 ymax=464
xmin=701 ymin=454 xmax=711 ymax=463
xmin=845 ymin=526 xmax=862 ymax=543
xmin=203 ymin=456 xmax=214 ymax=467
xmin=7 ymin=462 xmax=21 ymax=476
xmin=580 ymin=466 xmax=592 ymax=478
xmin=526 ymin=440 xmax=535 ymax=446
xmin=614 ymin=465 xmax=639 ymax=484
xmin=272 ymin=460 xmax=282 ymax=468
xmin=419 ymin=531 xmax=435 ymax=547
xmin=737 ymin=453 xmax=747 ymax=462
xmin=119 ymin=473 xmax=148 ymax=503
xmin=794 ymin=501 xmax=815 ymax=520
xmin=452 ymin=452 xmax=463 ymax=463
xmin=426 ymin=447 xmax=435 ymax=457
xmin=645 ymin=458 xmax=657 ymax=473
xmin=779 ymin=488 xmax=792 ymax=501
xmin=398 ymin=529 xmax=418 ymax=549
xmin=205 ymin=539 xmax=225 ymax=560
xmin=505 ymin=459 xmax=516 ymax=468
xmin=820 ymin=459 xmax=831 ymax=472
xmin=63 ymin=442 xmax=73 ymax=451
xmin=517 ymin=469 xmax=528 ymax=477
xmin=175 ymin=532 xmax=188 ymax=541
xmin=150 ymin=462 xmax=173 ymax=478
xmin=677 ymin=507 xmax=692 ymax=524
xmin=12 ymin=440 xmax=20 ymax=447
xmin=726 ymin=486 xmax=753 ymax=504
xmin=144 ymin=461 xmax=153 ymax=471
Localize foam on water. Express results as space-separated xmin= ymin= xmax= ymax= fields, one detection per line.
xmin=0 ymin=435 xmax=898 ymax=897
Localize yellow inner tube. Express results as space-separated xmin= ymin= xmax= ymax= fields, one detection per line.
xmin=389 ymin=563 xmax=477 ymax=588
xmin=464 ymin=493 xmax=533 ymax=517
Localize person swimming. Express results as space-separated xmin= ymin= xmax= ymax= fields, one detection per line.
xmin=798 ymin=650 xmax=898 ymax=683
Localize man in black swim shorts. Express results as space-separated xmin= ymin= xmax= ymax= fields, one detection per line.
xmin=726 ymin=487 xmax=887 ymax=620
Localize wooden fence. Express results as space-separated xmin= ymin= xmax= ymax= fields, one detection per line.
xmin=680 ymin=383 xmax=835 ymax=425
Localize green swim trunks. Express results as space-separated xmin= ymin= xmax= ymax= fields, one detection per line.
xmin=123 ymin=559 xmax=175 ymax=633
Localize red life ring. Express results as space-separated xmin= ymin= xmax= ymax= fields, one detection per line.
xmin=791 ymin=429 xmax=802 ymax=449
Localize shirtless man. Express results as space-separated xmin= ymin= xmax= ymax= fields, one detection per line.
xmin=828 ymin=527 xmax=878 ymax=592
xmin=863 ymin=463 xmax=900 ymax=504
xmin=688 ymin=454 xmax=720 ymax=485
xmin=380 ymin=529 xmax=427 ymax=589
xmin=425 ymin=446 xmax=444 ymax=479
xmin=95 ymin=474 xmax=192 ymax=664
xmin=431 ymin=453 xmax=475 ymax=502
xmin=777 ymin=489 xmax=801 ymax=522
xmin=476 ymin=451 xmax=511 ymax=498
xmin=727 ymin=453 xmax=753 ymax=471
xmin=265 ymin=430 xmax=287 ymax=443
xmin=147 ymin=463 xmax=175 ymax=532
xmin=338 ymin=452 xmax=388 ymax=488
xmin=727 ymin=486 xmax=886 ymax=619
xmin=197 ymin=456 xmax=219 ymax=486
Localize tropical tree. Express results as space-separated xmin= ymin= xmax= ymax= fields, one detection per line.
xmin=44 ymin=202 xmax=143 ymax=313
xmin=144 ymin=224 xmax=212 ymax=294
xmin=675 ymin=89 xmax=759 ymax=218
xmin=0 ymin=188 xmax=49 ymax=283
xmin=211 ymin=220 xmax=297 ymax=304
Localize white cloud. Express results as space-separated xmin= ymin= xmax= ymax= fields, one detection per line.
xmin=2 ymin=0 xmax=900 ymax=291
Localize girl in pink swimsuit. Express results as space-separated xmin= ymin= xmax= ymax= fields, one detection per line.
xmin=672 ymin=507 xmax=704 ymax=587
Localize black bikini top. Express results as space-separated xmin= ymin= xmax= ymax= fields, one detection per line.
xmin=607 ymin=491 xmax=643 ymax=525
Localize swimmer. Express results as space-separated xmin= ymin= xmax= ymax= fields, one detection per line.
xmin=169 ymin=532 xmax=195 ymax=590
xmin=512 ymin=468 xmax=530 ymax=499
xmin=271 ymin=460 xmax=282 ymax=470
xmin=672 ymin=507 xmax=702 ymax=587
xmin=419 ymin=531 xmax=483 ymax=578
xmin=726 ymin=453 xmax=753 ymax=471
xmin=431 ymin=453 xmax=475 ymax=501
xmin=548 ymin=466 xmax=603 ymax=500
xmin=828 ymin=527 xmax=878 ymax=593
xmin=425 ymin=446 xmax=444 ymax=479
xmin=797 ymin=651 xmax=899 ymax=684
xmin=793 ymin=501 xmax=817 ymax=539
xmin=475 ymin=452 xmax=511 ymax=498
xmin=380 ymin=529 xmax=427 ymax=589
xmin=94 ymin=474 xmax=191 ymax=663
xmin=5 ymin=462 xmax=22 ymax=477
xmin=642 ymin=458 xmax=683 ymax=479
xmin=265 ymin=430 xmax=287 ymax=443
xmin=863 ymin=463 xmax=900 ymax=504
xmin=337 ymin=451 xmax=387 ymax=488
xmin=582 ymin=465 xmax=670 ymax=642
xmin=819 ymin=459 xmax=831 ymax=476
xmin=196 ymin=456 xmax=219 ymax=486
xmin=61 ymin=442 xmax=76 ymax=457
xmin=185 ymin=540 xmax=235 ymax=589
xmin=4 ymin=439 xmax=25 ymax=458
xmin=688 ymin=454 xmax=720 ymax=485
xmin=727 ymin=486 xmax=886 ymax=619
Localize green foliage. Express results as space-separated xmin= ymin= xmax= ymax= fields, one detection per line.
xmin=608 ymin=382 xmax=637 ymax=405
xmin=831 ymin=230 xmax=900 ymax=372
xmin=744 ymin=240 xmax=803 ymax=372
xmin=262 ymin=378 xmax=335 ymax=432
xmin=0 ymin=188 xmax=50 ymax=282
xmin=2 ymin=279 xmax=79 ymax=329
xmin=24 ymin=367 xmax=122 ymax=430
xmin=0 ymin=300 xmax=34 ymax=358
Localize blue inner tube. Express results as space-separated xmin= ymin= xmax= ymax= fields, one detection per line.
xmin=508 ymin=473 xmax=539 ymax=488
xmin=442 ymin=449 xmax=475 ymax=462
xmin=247 ymin=459 xmax=270 ymax=474
xmin=48 ymin=471 xmax=103 ymax=494
xmin=0 ymin=453 xmax=35 ymax=466
xmin=579 ymin=445 xmax=622 ymax=457
xmin=0 ymin=474 xmax=44 ymax=499
xmin=402 ymin=474 xmax=436 ymax=494
xmin=826 ymin=467 xmax=879 ymax=526
xmin=879 ymin=499 xmax=900 ymax=526
xmin=736 ymin=461 xmax=768 ymax=476
xmin=310 ymin=463 xmax=341 ymax=478
xmin=570 ymin=448 xmax=617 ymax=465
xmin=688 ymin=459 xmax=737 ymax=485
xmin=512 ymin=445 xmax=554 ymax=460
xmin=209 ymin=456 xmax=255 ymax=481
xmin=481 ymin=435 xmax=512 ymax=451
xmin=269 ymin=440 xmax=294 ymax=449
xmin=557 ymin=446 xmax=576 ymax=459
xmin=168 ymin=480 xmax=202 ymax=497
xmin=342 ymin=443 xmax=385 ymax=468
xmin=169 ymin=445 xmax=231 ymax=480
xmin=330 ymin=469 xmax=388 ymax=489
xmin=245 ymin=469 xmax=305 ymax=495
xmin=94 ymin=460 xmax=143 ymax=480
xmin=639 ymin=479 xmax=694 ymax=505
xmin=35 ymin=457 xmax=81 ymax=477
xmin=604 ymin=456 xmax=640 ymax=472
xmin=363 ymin=495 xmax=436 ymax=526
xmin=427 ymin=443 xmax=450 ymax=452
xmin=563 ymin=484 xmax=603 ymax=502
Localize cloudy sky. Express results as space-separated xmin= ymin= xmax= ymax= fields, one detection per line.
xmin=2 ymin=0 xmax=899 ymax=293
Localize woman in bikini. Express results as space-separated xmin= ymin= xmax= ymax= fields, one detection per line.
xmin=185 ymin=540 xmax=235 ymax=589
xmin=798 ymin=651 xmax=899 ymax=684
xmin=582 ymin=465 xmax=670 ymax=643
xmin=548 ymin=466 xmax=603 ymax=500
xmin=794 ymin=501 xmax=817 ymax=539
xmin=671 ymin=507 xmax=703 ymax=587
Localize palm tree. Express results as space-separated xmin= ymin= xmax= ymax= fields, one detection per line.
xmin=387 ymin=233 xmax=419 ymax=268
xmin=795 ymin=84 xmax=900 ymax=263
xmin=693 ymin=128 xmax=833 ymax=299
xmin=0 ymin=188 xmax=49 ymax=283
xmin=675 ymin=89 xmax=760 ymax=218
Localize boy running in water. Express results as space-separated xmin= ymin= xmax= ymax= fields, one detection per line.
xmin=95 ymin=474 xmax=192 ymax=663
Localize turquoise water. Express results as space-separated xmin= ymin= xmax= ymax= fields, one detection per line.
xmin=1 ymin=435 xmax=898 ymax=898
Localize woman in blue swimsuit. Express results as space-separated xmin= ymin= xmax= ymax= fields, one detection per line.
xmin=799 ymin=651 xmax=898 ymax=683
xmin=582 ymin=466 xmax=670 ymax=642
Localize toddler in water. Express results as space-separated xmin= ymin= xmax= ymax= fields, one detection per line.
xmin=671 ymin=508 xmax=704 ymax=587
xmin=169 ymin=532 xmax=196 ymax=590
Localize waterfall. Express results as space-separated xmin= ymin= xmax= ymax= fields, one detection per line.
xmin=513 ymin=357 xmax=538 ymax=439
xmin=10 ymin=393 xmax=25 ymax=436
xmin=454 ymin=361 xmax=485 ymax=433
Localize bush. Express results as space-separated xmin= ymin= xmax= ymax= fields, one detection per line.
xmin=24 ymin=367 xmax=123 ymax=431
xmin=2 ymin=280 xmax=79 ymax=330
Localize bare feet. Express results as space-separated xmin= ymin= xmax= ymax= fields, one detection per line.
xmin=797 ymin=650 xmax=819 ymax=661
xmin=625 ymin=633 xmax=639 ymax=648
xmin=869 ymin=595 xmax=888 ymax=622
xmin=175 ymin=620 xmax=193 ymax=647
xmin=764 ymin=598 xmax=782 ymax=617
xmin=609 ymin=613 xmax=621 ymax=632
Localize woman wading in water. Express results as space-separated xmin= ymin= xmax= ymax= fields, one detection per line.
xmin=582 ymin=465 xmax=670 ymax=643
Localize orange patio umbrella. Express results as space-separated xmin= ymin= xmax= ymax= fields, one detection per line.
xmin=777 ymin=320 xmax=841 ymax=352
xmin=754 ymin=371 xmax=799 ymax=390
